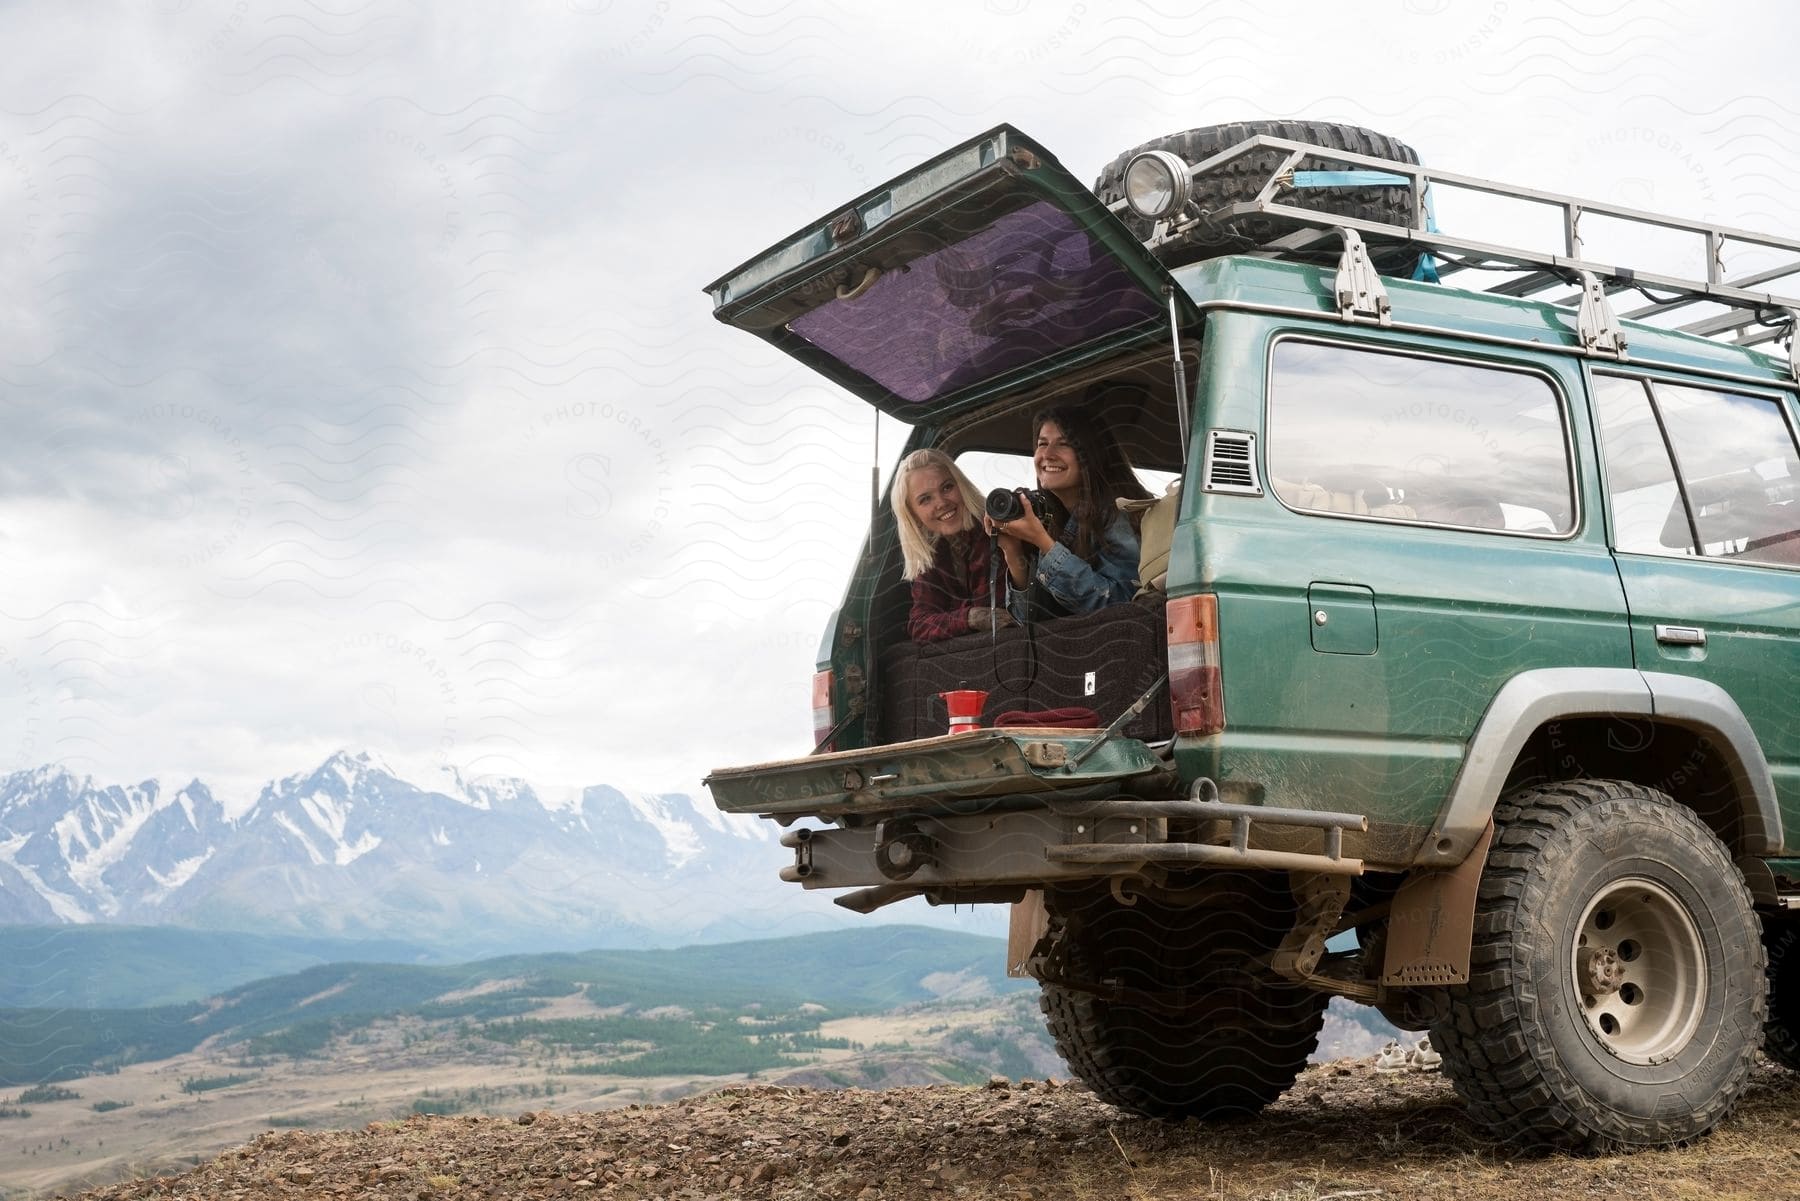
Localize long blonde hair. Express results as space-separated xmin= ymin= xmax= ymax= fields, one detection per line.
xmin=891 ymin=448 xmax=984 ymax=581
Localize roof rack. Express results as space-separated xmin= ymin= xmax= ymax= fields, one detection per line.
xmin=1120 ymin=134 xmax=1800 ymax=380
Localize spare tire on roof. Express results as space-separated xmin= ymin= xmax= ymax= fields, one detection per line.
xmin=1093 ymin=120 xmax=1423 ymax=271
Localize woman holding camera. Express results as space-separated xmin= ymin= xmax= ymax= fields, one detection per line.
xmin=892 ymin=449 xmax=1016 ymax=642
xmin=990 ymin=404 xmax=1151 ymax=621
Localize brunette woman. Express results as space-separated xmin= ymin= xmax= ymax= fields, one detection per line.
xmin=990 ymin=404 xmax=1151 ymax=620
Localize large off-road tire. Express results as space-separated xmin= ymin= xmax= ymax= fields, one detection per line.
xmin=1092 ymin=120 xmax=1421 ymax=270
xmin=1430 ymin=780 xmax=1765 ymax=1152
xmin=1035 ymin=881 xmax=1326 ymax=1120
xmin=1760 ymin=917 xmax=1800 ymax=1070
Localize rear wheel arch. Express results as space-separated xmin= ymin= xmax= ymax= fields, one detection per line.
xmin=1506 ymin=717 xmax=1764 ymax=856
xmin=1418 ymin=667 xmax=1781 ymax=869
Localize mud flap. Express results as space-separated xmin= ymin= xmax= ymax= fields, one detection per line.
xmin=1007 ymin=889 xmax=1050 ymax=978
xmin=1382 ymin=819 xmax=1495 ymax=987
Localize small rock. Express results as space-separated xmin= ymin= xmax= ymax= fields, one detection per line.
xmin=285 ymin=1167 xmax=314 ymax=1184
xmin=517 ymin=1112 xmax=537 ymax=1126
xmin=829 ymin=1126 xmax=852 ymax=1147
xmin=984 ymin=1076 xmax=1010 ymax=1091
xmin=749 ymin=1163 xmax=777 ymax=1185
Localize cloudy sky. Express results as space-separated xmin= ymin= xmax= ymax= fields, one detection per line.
xmin=0 ymin=0 xmax=1794 ymax=807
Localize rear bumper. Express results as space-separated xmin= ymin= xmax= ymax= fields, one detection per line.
xmin=781 ymin=794 xmax=1368 ymax=912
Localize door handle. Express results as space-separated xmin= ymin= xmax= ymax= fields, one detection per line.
xmin=1655 ymin=624 xmax=1707 ymax=647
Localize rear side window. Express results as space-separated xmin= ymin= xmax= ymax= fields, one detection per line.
xmin=1267 ymin=341 xmax=1574 ymax=534
xmin=1591 ymin=375 xmax=1696 ymax=556
xmin=1594 ymin=374 xmax=1800 ymax=567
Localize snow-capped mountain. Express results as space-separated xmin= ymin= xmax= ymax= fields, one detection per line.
xmin=0 ymin=751 xmax=831 ymax=954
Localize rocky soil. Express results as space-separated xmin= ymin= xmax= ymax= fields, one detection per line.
xmin=62 ymin=1059 xmax=1800 ymax=1201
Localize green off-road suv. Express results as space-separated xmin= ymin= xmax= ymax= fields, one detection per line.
xmin=703 ymin=121 xmax=1800 ymax=1151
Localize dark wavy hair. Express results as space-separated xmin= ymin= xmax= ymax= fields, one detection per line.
xmin=1031 ymin=395 xmax=1152 ymax=561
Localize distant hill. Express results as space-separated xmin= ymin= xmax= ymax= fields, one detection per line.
xmin=0 ymin=925 xmax=1026 ymax=1086
xmin=0 ymin=925 xmax=438 ymax=1008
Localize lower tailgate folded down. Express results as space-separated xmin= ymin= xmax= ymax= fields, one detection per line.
xmin=703 ymin=728 xmax=1173 ymax=820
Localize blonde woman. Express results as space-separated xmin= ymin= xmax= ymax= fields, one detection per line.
xmin=892 ymin=449 xmax=1015 ymax=642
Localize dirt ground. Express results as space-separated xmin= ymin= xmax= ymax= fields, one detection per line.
xmin=0 ymin=1014 xmax=671 ymax=1199
xmin=55 ymin=1058 xmax=1800 ymax=1201
xmin=3 ymin=997 xmax=1055 ymax=1198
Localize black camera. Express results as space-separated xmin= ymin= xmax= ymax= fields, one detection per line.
xmin=985 ymin=486 xmax=1061 ymax=525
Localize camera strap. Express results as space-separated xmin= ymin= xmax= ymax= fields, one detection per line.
xmin=987 ymin=537 xmax=1046 ymax=696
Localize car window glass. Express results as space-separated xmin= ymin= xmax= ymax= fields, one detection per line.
xmin=1652 ymin=382 xmax=1800 ymax=566
xmin=955 ymin=451 xmax=1176 ymax=507
xmin=1591 ymin=373 xmax=1698 ymax=557
xmin=1267 ymin=341 xmax=1574 ymax=534
xmin=954 ymin=451 xmax=1030 ymax=500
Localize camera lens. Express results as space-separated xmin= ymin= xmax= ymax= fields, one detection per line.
xmin=985 ymin=488 xmax=1023 ymax=523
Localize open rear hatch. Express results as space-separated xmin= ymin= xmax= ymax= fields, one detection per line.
xmin=703 ymin=124 xmax=1196 ymax=420
xmin=703 ymin=126 xmax=1194 ymax=824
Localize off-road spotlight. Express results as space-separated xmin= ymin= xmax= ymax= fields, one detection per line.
xmin=1122 ymin=150 xmax=1192 ymax=221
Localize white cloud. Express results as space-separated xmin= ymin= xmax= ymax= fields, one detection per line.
xmin=0 ymin=0 xmax=1793 ymax=801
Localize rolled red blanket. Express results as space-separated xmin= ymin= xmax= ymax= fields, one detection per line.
xmin=993 ymin=707 xmax=1101 ymax=729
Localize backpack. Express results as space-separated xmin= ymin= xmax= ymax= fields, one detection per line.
xmin=1119 ymin=479 xmax=1181 ymax=598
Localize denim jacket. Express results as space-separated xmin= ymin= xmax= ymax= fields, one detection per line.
xmin=1007 ymin=508 xmax=1140 ymax=622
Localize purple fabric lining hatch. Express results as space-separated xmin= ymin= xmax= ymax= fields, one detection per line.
xmin=791 ymin=200 xmax=1160 ymax=404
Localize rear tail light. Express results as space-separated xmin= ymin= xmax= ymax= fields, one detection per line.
xmin=811 ymin=669 xmax=836 ymax=751
xmin=1168 ymin=594 xmax=1223 ymax=735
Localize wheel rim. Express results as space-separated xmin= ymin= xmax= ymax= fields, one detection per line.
xmin=1572 ymin=877 xmax=1706 ymax=1064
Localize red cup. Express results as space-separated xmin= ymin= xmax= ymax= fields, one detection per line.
xmin=939 ymin=689 xmax=989 ymax=735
